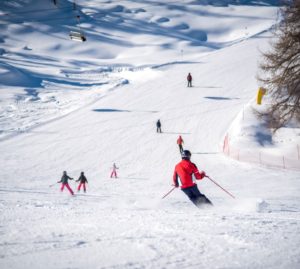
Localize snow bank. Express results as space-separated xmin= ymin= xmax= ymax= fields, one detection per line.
xmin=224 ymin=97 xmax=300 ymax=170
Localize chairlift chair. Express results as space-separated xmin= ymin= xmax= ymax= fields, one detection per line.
xmin=69 ymin=31 xmax=86 ymax=42
xmin=69 ymin=15 xmax=86 ymax=42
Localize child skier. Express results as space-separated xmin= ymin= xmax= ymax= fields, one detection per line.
xmin=57 ymin=171 xmax=74 ymax=195
xmin=76 ymin=171 xmax=88 ymax=193
xmin=110 ymin=163 xmax=119 ymax=178
xmin=173 ymin=150 xmax=212 ymax=207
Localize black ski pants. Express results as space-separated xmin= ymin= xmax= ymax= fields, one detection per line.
xmin=181 ymin=185 xmax=213 ymax=207
xmin=178 ymin=144 xmax=183 ymax=154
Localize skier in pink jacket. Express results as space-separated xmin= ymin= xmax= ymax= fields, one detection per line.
xmin=110 ymin=163 xmax=119 ymax=178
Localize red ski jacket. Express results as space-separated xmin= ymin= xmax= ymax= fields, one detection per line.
xmin=173 ymin=159 xmax=205 ymax=189
xmin=177 ymin=136 xmax=183 ymax=145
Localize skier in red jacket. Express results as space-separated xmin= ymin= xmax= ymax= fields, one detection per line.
xmin=177 ymin=135 xmax=184 ymax=154
xmin=173 ymin=150 xmax=212 ymax=207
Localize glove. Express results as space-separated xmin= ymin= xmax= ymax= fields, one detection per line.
xmin=201 ymin=171 xmax=206 ymax=178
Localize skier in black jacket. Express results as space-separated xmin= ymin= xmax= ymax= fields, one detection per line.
xmin=156 ymin=119 xmax=162 ymax=133
xmin=187 ymin=73 xmax=192 ymax=87
xmin=76 ymin=171 xmax=88 ymax=193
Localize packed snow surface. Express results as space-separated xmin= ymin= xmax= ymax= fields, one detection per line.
xmin=0 ymin=1 xmax=300 ymax=269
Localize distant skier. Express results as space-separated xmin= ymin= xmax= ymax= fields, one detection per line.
xmin=110 ymin=163 xmax=119 ymax=178
xmin=76 ymin=171 xmax=88 ymax=193
xmin=58 ymin=171 xmax=74 ymax=195
xmin=156 ymin=119 xmax=162 ymax=133
xmin=173 ymin=150 xmax=212 ymax=207
xmin=177 ymin=135 xmax=184 ymax=154
xmin=187 ymin=72 xmax=192 ymax=87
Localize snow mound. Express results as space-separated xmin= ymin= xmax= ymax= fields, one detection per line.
xmin=156 ymin=17 xmax=170 ymax=23
xmin=187 ymin=30 xmax=208 ymax=42
xmin=0 ymin=62 xmax=41 ymax=87
xmin=173 ymin=23 xmax=190 ymax=30
xmin=232 ymin=198 xmax=270 ymax=213
xmin=256 ymin=198 xmax=270 ymax=212
xmin=224 ymin=98 xmax=300 ymax=170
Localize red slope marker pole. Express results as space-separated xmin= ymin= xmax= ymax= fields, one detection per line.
xmin=162 ymin=186 xmax=176 ymax=199
xmin=205 ymin=175 xmax=235 ymax=199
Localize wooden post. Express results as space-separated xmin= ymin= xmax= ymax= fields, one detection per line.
xmin=283 ymin=156 xmax=286 ymax=169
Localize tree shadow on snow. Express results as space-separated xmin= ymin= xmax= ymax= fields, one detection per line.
xmin=15 ymin=88 xmax=40 ymax=101
xmin=92 ymin=108 xmax=131 ymax=113
xmin=152 ymin=61 xmax=202 ymax=70
xmin=255 ymin=131 xmax=273 ymax=146
xmin=93 ymin=108 xmax=159 ymax=113
xmin=204 ymin=96 xmax=240 ymax=100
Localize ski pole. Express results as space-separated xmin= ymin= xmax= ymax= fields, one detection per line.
xmin=49 ymin=183 xmax=56 ymax=187
xmin=205 ymin=175 xmax=235 ymax=199
xmin=162 ymin=186 xmax=176 ymax=199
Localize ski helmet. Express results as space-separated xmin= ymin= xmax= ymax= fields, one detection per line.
xmin=181 ymin=150 xmax=191 ymax=159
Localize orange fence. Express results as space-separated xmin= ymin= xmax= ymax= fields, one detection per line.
xmin=223 ymin=133 xmax=300 ymax=171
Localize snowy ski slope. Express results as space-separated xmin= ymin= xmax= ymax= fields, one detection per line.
xmin=0 ymin=1 xmax=300 ymax=269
